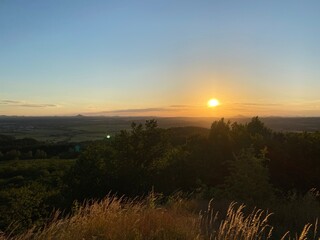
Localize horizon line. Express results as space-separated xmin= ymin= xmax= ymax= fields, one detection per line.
xmin=1 ymin=115 xmax=320 ymax=118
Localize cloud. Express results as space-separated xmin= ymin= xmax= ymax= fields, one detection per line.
xmin=0 ymin=99 xmax=58 ymax=108
xmin=169 ymin=105 xmax=190 ymax=108
xmin=85 ymin=106 xmax=190 ymax=116
xmin=234 ymin=102 xmax=282 ymax=106
xmin=18 ymin=103 xmax=58 ymax=108
xmin=93 ymin=107 xmax=174 ymax=114
xmin=0 ymin=99 xmax=23 ymax=104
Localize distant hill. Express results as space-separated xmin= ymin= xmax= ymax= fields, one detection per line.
xmin=0 ymin=116 xmax=319 ymax=142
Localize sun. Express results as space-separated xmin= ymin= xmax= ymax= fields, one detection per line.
xmin=207 ymin=98 xmax=220 ymax=108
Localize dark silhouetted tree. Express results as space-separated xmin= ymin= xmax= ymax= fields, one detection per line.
xmin=35 ymin=150 xmax=47 ymax=159
xmin=5 ymin=150 xmax=21 ymax=160
xmin=222 ymin=148 xmax=275 ymax=203
xmin=66 ymin=142 xmax=115 ymax=201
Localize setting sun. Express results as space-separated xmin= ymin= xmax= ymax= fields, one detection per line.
xmin=207 ymin=98 xmax=220 ymax=108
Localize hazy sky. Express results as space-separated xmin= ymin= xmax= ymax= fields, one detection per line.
xmin=1 ymin=0 xmax=320 ymax=117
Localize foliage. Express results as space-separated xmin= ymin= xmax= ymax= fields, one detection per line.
xmin=218 ymin=148 xmax=275 ymax=204
xmin=4 ymin=150 xmax=21 ymax=161
xmin=22 ymin=151 xmax=33 ymax=160
xmin=0 ymin=183 xmax=56 ymax=233
xmin=0 ymin=136 xmax=82 ymax=160
xmin=67 ymin=120 xmax=173 ymax=199
xmin=0 ymin=159 xmax=75 ymax=233
xmin=65 ymin=117 xmax=320 ymax=208
xmin=1 ymin=195 xmax=318 ymax=240
xmin=34 ymin=150 xmax=47 ymax=159
xmin=270 ymin=189 xmax=320 ymax=238
xmin=0 ymin=159 xmax=74 ymax=189
xmin=66 ymin=142 xmax=115 ymax=200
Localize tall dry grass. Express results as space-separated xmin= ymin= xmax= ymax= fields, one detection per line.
xmin=270 ymin=189 xmax=320 ymax=239
xmin=200 ymin=200 xmax=273 ymax=239
xmin=0 ymin=195 xmax=318 ymax=240
xmin=200 ymin=200 xmax=319 ymax=240
xmin=1 ymin=195 xmax=199 ymax=240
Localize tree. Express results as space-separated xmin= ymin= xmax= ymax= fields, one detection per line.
xmin=221 ymin=148 xmax=275 ymax=204
xmin=35 ymin=149 xmax=47 ymax=159
xmin=247 ymin=116 xmax=272 ymax=137
xmin=5 ymin=149 xmax=21 ymax=160
xmin=112 ymin=120 xmax=170 ymax=195
xmin=66 ymin=142 xmax=115 ymax=201
xmin=23 ymin=151 xmax=33 ymax=159
xmin=0 ymin=183 xmax=54 ymax=233
xmin=209 ymin=118 xmax=232 ymax=147
xmin=201 ymin=119 xmax=233 ymax=186
xmin=153 ymin=146 xmax=194 ymax=194
xmin=66 ymin=120 xmax=172 ymax=199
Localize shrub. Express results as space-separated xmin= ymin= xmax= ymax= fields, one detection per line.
xmin=217 ymin=148 xmax=275 ymax=204
xmin=34 ymin=150 xmax=47 ymax=159
xmin=4 ymin=150 xmax=21 ymax=161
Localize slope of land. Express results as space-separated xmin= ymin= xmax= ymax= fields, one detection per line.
xmin=0 ymin=116 xmax=319 ymax=142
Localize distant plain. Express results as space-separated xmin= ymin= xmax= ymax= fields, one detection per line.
xmin=0 ymin=116 xmax=319 ymax=142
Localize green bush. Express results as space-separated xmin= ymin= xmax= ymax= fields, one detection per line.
xmin=216 ymin=148 xmax=275 ymax=204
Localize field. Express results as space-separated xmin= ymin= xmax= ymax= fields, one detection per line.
xmin=0 ymin=116 xmax=319 ymax=142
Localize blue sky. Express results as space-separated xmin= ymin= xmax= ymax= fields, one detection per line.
xmin=1 ymin=0 xmax=320 ymax=116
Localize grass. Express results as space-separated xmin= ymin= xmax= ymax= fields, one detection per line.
xmin=1 ymin=194 xmax=318 ymax=240
xmin=200 ymin=201 xmax=273 ymax=239
xmin=268 ymin=189 xmax=320 ymax=239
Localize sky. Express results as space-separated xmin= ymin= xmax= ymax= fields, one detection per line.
xmin=1 ymin=0 xmax=320 ymax=117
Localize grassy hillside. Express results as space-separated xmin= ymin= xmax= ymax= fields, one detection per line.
xmin=1 ymin=194 xmax=318 ymax=240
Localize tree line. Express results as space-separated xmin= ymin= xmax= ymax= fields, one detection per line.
xmin=68 ymin=117 xmax=320 ymax=201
